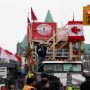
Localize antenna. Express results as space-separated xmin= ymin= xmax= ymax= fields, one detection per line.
xmin=61 ymin=21 xmax=63 ymax=28
xmin=73 ymin=12 xmax=75 ymax=21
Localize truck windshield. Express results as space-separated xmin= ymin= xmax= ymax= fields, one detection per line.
xmin=43 ymin=63 xmax=82 ymax=73
xmin=63 ymin=64 xmax=82 ymax=72
xmin=44 ymin=64 xmax=63 ymax=72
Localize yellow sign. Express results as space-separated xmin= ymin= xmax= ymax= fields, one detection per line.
xmin=83 ymin=5 xmax=90 ymax=25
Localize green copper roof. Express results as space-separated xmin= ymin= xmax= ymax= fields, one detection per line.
xmin=20 ymin=35 xmax=28 ymax=49
xmin=45 ymin=10 xmax=54 ymax=22
xmin=74 ymin=43 xmax=90 ymax=54
xmin=81 ymin=44 xmax=90 ymax=54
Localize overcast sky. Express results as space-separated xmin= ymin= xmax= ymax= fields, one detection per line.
xmin=0 ymin=0 xmax=90 ymax=53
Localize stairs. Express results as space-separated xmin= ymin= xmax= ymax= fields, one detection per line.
xmin=46 ymin=27 xmax=68 ymax=60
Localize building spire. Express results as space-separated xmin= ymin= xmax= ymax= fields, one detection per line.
xmin=45 ymin=10 xmax=54 ymax=22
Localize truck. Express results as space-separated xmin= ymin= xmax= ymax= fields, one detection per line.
xmin=39 ymin=60 xmax=85 ymax=87
xmin=24 ymin=21 xmax=86 ymax=89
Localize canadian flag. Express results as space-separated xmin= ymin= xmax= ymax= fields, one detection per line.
xmin=0 ymin=47 xmax=22 ymax=63
xmin=68 ymin=21 xmax=85 ymax=42
xmin=0 ymin=47 xmax=9 ymax=62
xmin=5 ymin=49 xmax=18 ymax=62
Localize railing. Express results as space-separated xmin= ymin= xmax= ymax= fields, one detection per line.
xmin=47 ymin=49 xmax=69 ymax=57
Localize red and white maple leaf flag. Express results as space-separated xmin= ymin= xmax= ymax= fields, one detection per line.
xmin=5 ymin=49 xmax=18 ymax=62
xmin=68 ymin=21 xmax=85 ymax=42
xmin=0 ymin=47 xmax=9 ymax=62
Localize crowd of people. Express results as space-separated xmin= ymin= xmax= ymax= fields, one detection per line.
xmin=1 ymin=42 xmax=90 ymax=90
xmin=1 ymin=71 xmax=90 ymax=90
xmin=0 ymin=72 xmax=64 ymax=90
xmin=20 ymin=71 xmax=90 ymax=90
xmin=22 ymin=72 xmax=64 ymax=90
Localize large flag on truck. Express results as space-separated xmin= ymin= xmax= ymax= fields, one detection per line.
xmin=68 ymin=21 xmax=85 ymax=42
xmin=32 ymin=22 xmax=57 ymax=40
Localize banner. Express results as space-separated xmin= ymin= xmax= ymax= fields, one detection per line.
xmin=32 ymin=22 xmax=57 ymax=40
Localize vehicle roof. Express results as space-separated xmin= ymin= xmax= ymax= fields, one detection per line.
xmin=42 ymin=60 xmax=82 ymax=64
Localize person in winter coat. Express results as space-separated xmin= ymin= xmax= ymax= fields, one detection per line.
xmin=80 ymin=72 xmax=90 ymax=90
xmin=36 ymin=73 xmax=51 ymax=90
xmin=48 ymin=75 xmax=64 ymax=90
xmin=36 ymin=42 xmax=47 ymax=65
xmin=22 ymin=78 xmax=37 ymax=90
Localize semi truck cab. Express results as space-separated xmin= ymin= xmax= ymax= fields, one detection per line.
xmin=39 ymin=60 xmax=85 ymax=86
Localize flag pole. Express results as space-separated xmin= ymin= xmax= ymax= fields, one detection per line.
xmin=31 ymin=22 xmax=33 ymax=48
xmin=52 ymin=30 xmax=55 ymax=60
xmin=27 ymin=13 xmax=32 ymax=72
xmin=73 ymin=12 xmax=75 ymax=21
xmin=78 ymin=42 xmax=81 ymax=60
xmin=69 ymin=42 xmax=73 ymax=61
xmin=27 ymin=12 xmax=30 ymax=50
xmin=31 ymin=7 xmax=37 ymax=48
